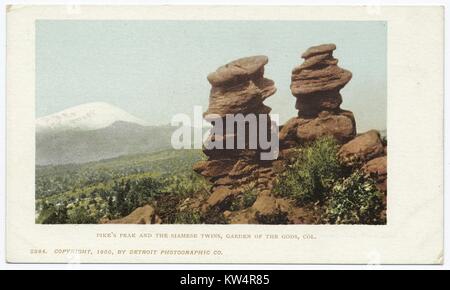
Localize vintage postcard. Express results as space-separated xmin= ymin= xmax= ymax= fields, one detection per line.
xmin=6 ymin=5 xmax=443 ymax=264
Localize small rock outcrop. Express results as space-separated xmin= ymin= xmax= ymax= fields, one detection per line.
xmin=363 ymin=156 xmax=387 ymax=192
xmin=339 ymin=130 xmax=384 ymax=165
xmin=104 ymin=205 xmax=161 ymax=224
xmin=339 ymin=130 xmax=387 ymax=193
xmin=280 ymin=44 xmax=356 ymax=148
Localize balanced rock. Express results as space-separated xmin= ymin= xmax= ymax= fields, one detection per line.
xmin=203 ymin=56 xmax=276 ymax=157
xmin=291 ymin=43 xmax=352 ymax=96
xmin=301 ymin=43 xmax=336 ymax=59
xmin=195 ymin=56 xmax=277 ymax=214
xmin=207 ymin=55 xmax=268 ymax=87
xmin=279 ymin=44 xmax=356 ymax=148
xmin=291 ymin=44 xmax=353 ymax=118
xmin=205 ymin=55 xmax=276 ymax=117
xmin=190 ymin=48 xmax=387 ymax=225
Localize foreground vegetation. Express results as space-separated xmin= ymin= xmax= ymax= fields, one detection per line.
xmin=36 ymin=138 xmax=386 ymax=225
xmin=36 ymin=149 xmax=209 ymax=224
xmin=273 ymin=137 xmax=386 ymax=224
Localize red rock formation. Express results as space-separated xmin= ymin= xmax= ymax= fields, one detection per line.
xmin=339 ymin=130 xmax=387 ymax=193
xmin=104 ymin=205 xmax=161 ymax=224
xmin=190 ymin=45 xmax=387 ymax=224
xmin=338 ymin=130 xmax=384 ymax=165
xmin=194 ymin=56 xmax=278 ymax=212
xmin=363 ymin=156 xmax=387 ymax=192
xmin=280 ymin=44 xmax=356 ymax=147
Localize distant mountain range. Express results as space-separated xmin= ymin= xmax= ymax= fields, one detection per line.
xmin=36 ymin=102 xmax=149 ymax=133
xmin=36 ymin=102 xmax=176 ymax=165
xmin=36 ymin=102 xmax=386 ymax=165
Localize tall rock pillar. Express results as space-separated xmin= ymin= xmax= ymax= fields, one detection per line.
xmin=280 ymin=44 xmax=356 ymax=147
xmin=193 ymin=56 xmax=277 ymax=210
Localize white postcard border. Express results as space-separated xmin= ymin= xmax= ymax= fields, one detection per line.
xmin=5 ymin=5 xmax=444 ymax=264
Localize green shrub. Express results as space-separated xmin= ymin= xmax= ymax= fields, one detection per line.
xmin=154 ymin=193 xmax=185 ymax=223
xmin=37 ymin=202 xmax=68 ymax=224
xmin=242 ymin=190 xmax=258 ymax=208
xmin=272 ymin=136 xmax=386 ymax=225
xmin=161 ymin=173 xmax=209 ymax=197
xmin=67 ymin=206 xmax=99 ymax=224
xmin=255 ymin=210 xmax=289 ymax=224
xmin=229 ymin=183 xmax=258 ymax=211
xmin=154 ymin=173 xmax=210 ymax=223
xmin=173 ymin=210 xmax=201 ymax=224
xmin=201 ymin=207 xmax=228 ymax=224
xmin=323 ymin=171 xmax=385 ymax=224
xmin=274 ymin=136 xmax=342 ymax=205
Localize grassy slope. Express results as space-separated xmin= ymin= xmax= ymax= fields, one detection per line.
xmin=36 ymin=149 xmax=205 ymax=203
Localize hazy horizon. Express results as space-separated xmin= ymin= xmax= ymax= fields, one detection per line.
xmin=36 ymin=20 xmax=387 ymax=132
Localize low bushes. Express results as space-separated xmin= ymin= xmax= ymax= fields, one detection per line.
xmin=274 ymin=136 xmax=385 ymax=224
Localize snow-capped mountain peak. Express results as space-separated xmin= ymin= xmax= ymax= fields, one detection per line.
xmin=36 ymin=102 xmax=148 ymax=133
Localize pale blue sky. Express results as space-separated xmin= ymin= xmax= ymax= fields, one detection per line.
xmin=36 ymin=20 xmax=386 ymax=132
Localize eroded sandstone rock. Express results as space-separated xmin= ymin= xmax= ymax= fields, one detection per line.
xmin=206 ymin=187 xmax=237 ymax=209
xmin=279 ymin=44 xmax=356 ymax=149
xmin=295 ymin=110 xmax=356 ymax=143
xmin=207 ymin=55 xmax=268 ymax=87
xmin=205 ymin=55 xmax=276 ymax=117
xmin=189 ymin=47 xmax=387 ymax=225
xmin=363 ymin=156 xmax=387 ymax=192
xmin=252 ymin=193 xmax=279 ymax=216
xmin=301 ymin=43 xmax=336 ymax=58
xmin=105 ymin=205 xmax=160 ymax=224
xmin=291 ymin=44 xmax=352 ymax=96
xmin=194 ymin=55 xmax=277 ymax=215
xmin=339 ymin=130 xmax=384 ymax=165
xmin=193 ymin=159 xmax=236 ymax=178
